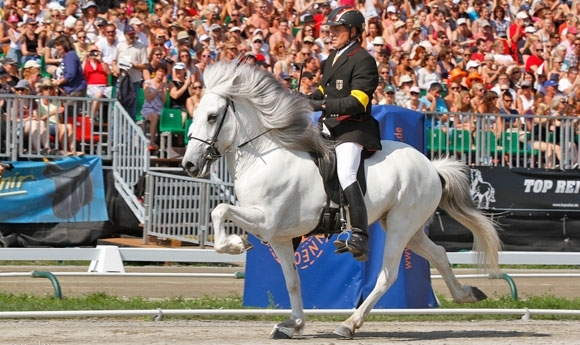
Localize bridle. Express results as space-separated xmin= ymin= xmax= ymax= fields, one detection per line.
xmin=187 ymin=96 xmax=273 ymax=166
xmin=188 ymin=97 xmax=234 ymax=164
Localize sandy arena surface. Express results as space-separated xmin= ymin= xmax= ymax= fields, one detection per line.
xmin=2 ymin=319 xmax=580 ymax=344
xmin=0 ymin=265 xmax=579 ymax=344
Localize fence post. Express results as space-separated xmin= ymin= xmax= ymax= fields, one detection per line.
xmin=88 ymin=245 xmax=126 ymax=273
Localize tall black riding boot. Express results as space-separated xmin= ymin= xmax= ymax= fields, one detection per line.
xmin=333 ymin=182 xmax=369 ymax=262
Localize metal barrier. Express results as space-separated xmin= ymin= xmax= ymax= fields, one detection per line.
xmin=111 ymin=101 xmax=150 ymax=225
xmin=144 ymin=170 xmax=240 ymax=247
xmin=424 ymin=111 xmax=579 ymax=169
xmin=0 ymin=94 xmax=115 ymax=160
xmin=3 ymin=98 xmax=579 ymax=246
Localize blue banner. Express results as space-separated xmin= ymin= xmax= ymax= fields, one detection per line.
xmin=0 ymin=156 xmax=108 ymax=223
xmin=243 ymin=105 xmax=437 ymax=309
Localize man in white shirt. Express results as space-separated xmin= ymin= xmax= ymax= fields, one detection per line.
xmin=96 ymin=23 xmax=118 ymax=68
xmin=558 ymin=66 xmax=579 ymax=96
xmin=112 ymin=25 xmax=148 ymax=120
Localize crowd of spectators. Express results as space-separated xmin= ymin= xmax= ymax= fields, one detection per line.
xmin=0 ymin=0 xmax=578 ymax=166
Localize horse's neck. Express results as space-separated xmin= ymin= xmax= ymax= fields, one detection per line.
xmin=227 ymin=106 xmax=281 ymax=179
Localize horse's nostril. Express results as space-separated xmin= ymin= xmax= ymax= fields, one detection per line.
xmin=183 ymin=161 xmax=194 ymax=170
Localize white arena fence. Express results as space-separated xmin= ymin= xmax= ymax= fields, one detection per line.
xmin=2 ymin=96 xmax=580 ymax=247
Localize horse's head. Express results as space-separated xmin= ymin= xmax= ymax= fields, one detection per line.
xmin=182 ymin=92 xmax=237 ymax=178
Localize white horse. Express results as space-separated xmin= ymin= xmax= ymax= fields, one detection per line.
xmin=182 ymin=62 xmax=501 ymax=339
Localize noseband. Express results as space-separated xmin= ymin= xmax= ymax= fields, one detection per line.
xmin=188 ymin=98 xmax=234 ymax=164
xmin=188 ymin=96 xmax=273 ymax=167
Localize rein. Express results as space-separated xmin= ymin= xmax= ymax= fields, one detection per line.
xmin=188 ymin=97 xmax=273 ymax=163
xmin=188 ymin=98 xmax=233 ymax=163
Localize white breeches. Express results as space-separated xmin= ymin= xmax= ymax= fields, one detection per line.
xmin=335 ymin=142 xmax=362 ymax=189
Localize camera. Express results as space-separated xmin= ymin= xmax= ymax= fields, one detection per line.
xmin=163 ymin=57 xmax=174 ymax=64
xmin=89 ymin=51 xmax=99 ymax=57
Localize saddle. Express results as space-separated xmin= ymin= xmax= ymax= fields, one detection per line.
xmin=294 ymin=149 xmax=374 ymax=250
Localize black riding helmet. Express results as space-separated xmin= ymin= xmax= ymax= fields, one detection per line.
xmin=326 ymin=6 xmax=365 ymax=39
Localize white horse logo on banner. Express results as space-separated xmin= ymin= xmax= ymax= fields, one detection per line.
xmin=470 ymin=169 xmax=496 ymax=209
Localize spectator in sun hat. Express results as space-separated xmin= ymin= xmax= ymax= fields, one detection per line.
xmin=465 ymin=71 xmax=484 ymax=88
xmin=395 ymin=74 xmax=414 ymax=106
xmin=387 ymin=20 xmax=407 ymax=50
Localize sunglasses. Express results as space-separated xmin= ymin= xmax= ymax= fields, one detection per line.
xmin=193 ymin=86 xmax=202 ymax=89
xmin=503 ymin=99 xmax=513 ymax=102
xmin=202 ymin=54 xmax=210 ymax=58
xmin=410 ymin=91 xmax=419 ymax=95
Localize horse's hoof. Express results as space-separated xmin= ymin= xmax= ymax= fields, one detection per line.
xmin=242 ymin=237 xmax=254 ymax=251
xmin=471 ymin=286 xmax=488 ymax=301
xmin=333 ymin=325 xmax=354 ymax=339
xmin=270 ymin=326 xmax=292 ymax=339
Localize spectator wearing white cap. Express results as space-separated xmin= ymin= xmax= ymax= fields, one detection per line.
xmin=81 ymin=1 xmax=99 ymax=43
xmin=382 ymin=5 xmax=399 ymax=33
xmin=452 ymin=17 xmax=475 ymax=48
xmin=395 ymin=74 xmax=414 ymax=106
xmin=403 ymin=86 xmax=426 ymax=111
xmin=509 ymin=12 xmax=529 ymax=63
xmin=369 ymin=35 xmax=385 ymax=56
xmin=169 ymin=62 xmax=194 ymax=124
xmin=130 ymin=17 xmax=149 ymax=47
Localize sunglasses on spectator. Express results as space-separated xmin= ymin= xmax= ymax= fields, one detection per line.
xmin=503 ymin=99 xmax=513 ymax=103
xmin=386 ymin=91 xmax=395 ymax=95
xmin=410 ymin=91 xmax=419 ymax=95
xmin=193 ymin=85 xmax=202 ymax=89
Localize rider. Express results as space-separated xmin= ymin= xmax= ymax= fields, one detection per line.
xmin=307 ymin=7 xmax=381 ymax=262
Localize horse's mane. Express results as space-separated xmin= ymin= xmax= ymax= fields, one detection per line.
xmin=203 ymin=61 xmax=330 ymax=159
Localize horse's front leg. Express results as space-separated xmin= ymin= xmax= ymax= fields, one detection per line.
xmin=211 ymin=203 xmax=260 ymax=254
xmin=268 ymin=241 xmax=306 ymax=339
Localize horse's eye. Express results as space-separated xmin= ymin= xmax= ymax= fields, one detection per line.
xmin=208 ymin=113 xmax=217 ymax=123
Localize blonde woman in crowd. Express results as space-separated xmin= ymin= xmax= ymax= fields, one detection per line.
xmin=469 ymin=82 xmax=485 ymax=112
xmin=272 ymin=48 xmax=295 ymax=77
xmin=186 ymin=80 xmax=203 ymax=123
xmin=196 ymin=48 xmax=213 ymax=75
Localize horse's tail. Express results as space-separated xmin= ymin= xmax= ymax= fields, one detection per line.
xmin=431 ymin=158 xmax=501 ymax=275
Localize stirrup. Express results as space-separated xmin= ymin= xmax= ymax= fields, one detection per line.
xmin=333 ymin=230 xmax=351 ymax=253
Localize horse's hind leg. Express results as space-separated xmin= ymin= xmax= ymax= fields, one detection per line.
xmin=407 ymin=230 xmax=487 ymax=303
xmin=334 ymin=217 xmax=411 ymax=339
